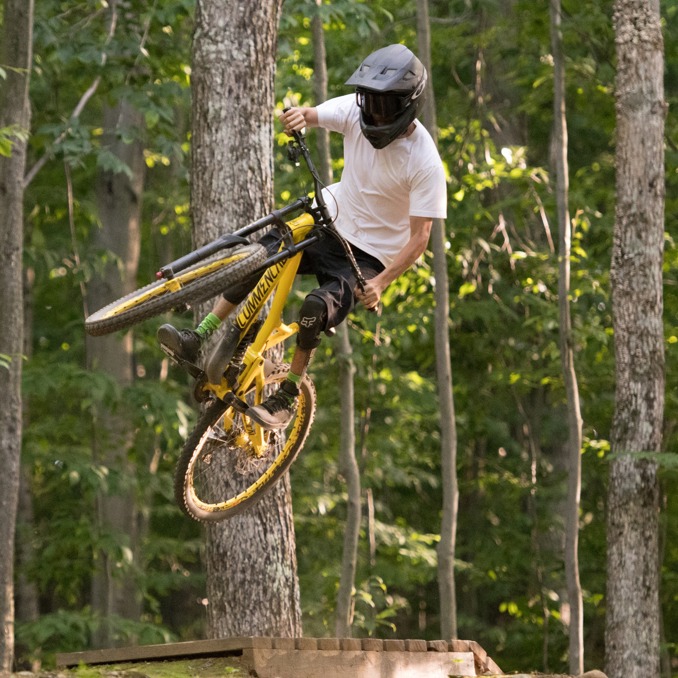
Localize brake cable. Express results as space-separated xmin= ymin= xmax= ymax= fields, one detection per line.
xmin=287 ymin=123 xmax=369 ymax=295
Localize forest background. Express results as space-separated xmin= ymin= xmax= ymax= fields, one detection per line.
xmin=2 ymin=0 xmax=677 ymax=675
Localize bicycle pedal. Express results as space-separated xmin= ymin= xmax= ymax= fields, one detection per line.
xmin=159 ymin=343 xmax=185 ymax=367
xmin=160 ymin=344 xmax=204 ymax=380
xmin=222 ymin=391 xmax=249 ymax=414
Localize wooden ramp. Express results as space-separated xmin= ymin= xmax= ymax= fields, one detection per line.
xmin=56 ymin=636 xmax=503 ymax=677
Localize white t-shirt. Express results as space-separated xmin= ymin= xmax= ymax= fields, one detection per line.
xmin=316 ymin=94 xmax=447 ymax=267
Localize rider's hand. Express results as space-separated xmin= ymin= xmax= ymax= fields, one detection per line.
xmin=355 ymin=279 xmax=383 ymax=312
xmin=279 ymin=107 xmax=306 ymax=136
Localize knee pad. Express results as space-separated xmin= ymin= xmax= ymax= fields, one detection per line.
xmin=297 ymin=295 xmax=328 ymax=350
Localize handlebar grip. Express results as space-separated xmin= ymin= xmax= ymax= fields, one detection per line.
xmin=281 ymin=106 xmax=305 ymax=141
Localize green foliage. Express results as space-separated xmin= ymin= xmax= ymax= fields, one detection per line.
xmin=15 ymin=0 xmax=678 ymax=675
xmin=15 ymin=610 xmax=174 ymax=668
xmin=0 ymin=124 xmax=30 ymax=157
xmin=281 ymin=0 xmax=675 ymax=673
xmin=16 ymin=0 xmax=200 ymax=667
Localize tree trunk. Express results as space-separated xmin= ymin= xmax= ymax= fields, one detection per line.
xmin=192 ymin=0 xmax=300 ymax=638
xmin=306 ymin=2 xmax=362 ymax=638
xmin=416 ymin=0 xmax=459 ymax=641
xmin=606 ymin=1 xmax=665 ymax=677
xmin=334 ymin=322 xmax=361 ymax=637
xmin=310 ymin=2 xmax=332 ymax=184
xmin=15 ymin=210 xmax=40 ymax=670
xmin=0 ymin=0 xmax=33 ymax=671
xmin=549 ymin=0 xmax=584 ymax=672
xmin=87 ymin=99 xmax=145 ymax=647
xmin=14 ymin=470 xmax=40 ymax=670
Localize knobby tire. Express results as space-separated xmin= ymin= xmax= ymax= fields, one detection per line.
xmin=85 ymin=243 xmax=267 ymax=336
xmin=174 ymin=364 xmax=316 ymax=522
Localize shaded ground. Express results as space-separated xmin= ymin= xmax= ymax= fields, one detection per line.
xmin=12 ymin=668 xmax=602 ymax=678
xmin=12 ymin=657 xmax=251 ymax=678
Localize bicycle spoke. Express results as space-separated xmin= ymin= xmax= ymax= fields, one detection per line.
xmin=174 ymin=365 xmax=316 ymax=521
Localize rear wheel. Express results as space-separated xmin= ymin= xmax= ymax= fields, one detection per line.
xmin=174 ymin=364 xmax=316 ymax=521
xmin=85 ymin=243 xmax=267 ymax=336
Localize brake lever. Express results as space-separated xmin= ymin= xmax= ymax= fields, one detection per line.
xmin=281 ymin=106 xmax=376 ymax=314
xmin=287 ymin=141 xmax=301 ymax=166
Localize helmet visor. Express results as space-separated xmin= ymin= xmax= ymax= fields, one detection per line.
xmin=356 ymin=90 xmax=408 ymax=123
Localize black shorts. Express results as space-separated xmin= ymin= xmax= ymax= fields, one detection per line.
xmin=224 ymin=228 xmax=385 ymax=331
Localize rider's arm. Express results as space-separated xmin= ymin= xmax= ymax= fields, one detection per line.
xmin=355 ymin=215 xmax=433 ymax=311
xmin=280 ymin=107 xmax=319 ymax=134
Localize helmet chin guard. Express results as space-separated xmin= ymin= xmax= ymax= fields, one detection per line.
xmin=346 ymin=44 xmax=427 ymax=149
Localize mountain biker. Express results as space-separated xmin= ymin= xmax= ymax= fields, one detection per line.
xmin=157 ymin=43 xmax=447 ymax=429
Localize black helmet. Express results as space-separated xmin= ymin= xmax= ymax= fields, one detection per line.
xmin=345 ymin=44 xmax=427 ymax=149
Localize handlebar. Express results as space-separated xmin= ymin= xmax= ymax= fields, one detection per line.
xmin=283 ymin=111 xmax=332 ymax=227
xmin=281 ymin=108 xmax=370 ymax=297
xmin=157 ymin=110 xmax=370 ymax=297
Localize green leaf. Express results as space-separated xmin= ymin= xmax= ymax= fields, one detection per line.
xmin=96 ymin=149 xmax=134 ymax=178
xmin=458 ymin=281 xmax=477 ymax=298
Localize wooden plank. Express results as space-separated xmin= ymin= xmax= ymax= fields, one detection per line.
xmin=295 ymin=637 xmax=319 ymax=650
xmin=57 ymin=636 xmax=501 ymax=677
xmin=272 ymin=637 xmax=295 ymax=650
xmin=339 ymin=638 xmax=362 ymax=651
xmin=246 ymin=648 xmax=477 ymax=677
xmin=317 ymin=638 xmax=341 ymax=650
xmin=57 ymin=636 xmax=271 ymax=667
xmin=467 ymin=638 xmax=503 ymax=675
xmin=361 ymin=638 xmax=383 ymax=651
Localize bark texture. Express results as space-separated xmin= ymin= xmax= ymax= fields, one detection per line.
xmin=306 ymin=10 xmax=362 ymax=638
xmin=191 ymin=0 xmax=282 ymax=247
xmin=606 ymin=1 xmax=665 ymax=677
xmin=417 ymin=0 xmax=459 ymax=640
xmin=87 ymin=100 xmax=145 ymax=647
xmin=0 ymin=0 xmax=33 ymax=671
xmin=549 ymin=0 xmax=584 ymax=671
xmin=334 ymin=322 xmax=361 ymax=637
xmin=191 ymin=0 xmax=301 ymax=637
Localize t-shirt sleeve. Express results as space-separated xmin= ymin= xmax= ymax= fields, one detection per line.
xmin=409 ymin=162 xmax=448 ymax=220
xmin=316 ymin=95 xmax=357 ymax=136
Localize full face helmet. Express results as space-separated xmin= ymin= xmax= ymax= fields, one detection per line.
xmin=345 ymin=44 xmax=427 ymax=149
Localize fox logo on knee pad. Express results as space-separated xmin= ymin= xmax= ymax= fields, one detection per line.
xmin=297 ymin=296 xmax=328 ymax=350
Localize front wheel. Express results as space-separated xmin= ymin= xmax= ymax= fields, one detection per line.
xmin=174 ymin=364 xmax=316 ymax=522
xmin=85 ymin=243 xmax=267 ymax=336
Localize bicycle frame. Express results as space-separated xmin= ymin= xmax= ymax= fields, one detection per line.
xmin=201 ymin=210 xmax=317 ymax=456
xmin=158 ymin=129 xmax=365 ymax=457
xmin=155 ymin=128 xmax=365 ymax=291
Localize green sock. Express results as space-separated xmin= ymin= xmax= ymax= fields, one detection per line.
xmin=196 ymin=312 xmax=222 ymax=338
xmin=280 ymin=373 xmax=301 ymax=400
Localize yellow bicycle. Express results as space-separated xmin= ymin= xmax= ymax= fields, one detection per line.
xmin=85 ymin=128 xmax=366 ymax=522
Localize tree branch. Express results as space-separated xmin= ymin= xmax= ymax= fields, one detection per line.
xmin=23 ymin=1 xmax=118 ymax=189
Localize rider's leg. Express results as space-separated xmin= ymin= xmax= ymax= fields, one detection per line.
xmin=247 ymin=294 xmax=326 ymax=429
xmin=211 ymin=297 xmax=236 ymax=321
xmin=157 ymin=296 xmax=238 ymax=364
xmin=282 ymin=291 xmax=327 ymax=382
xmin=289 ymin=344 xmax=315 ymax=379
xmin=194 ymin=296 xmax=236 ymax=338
